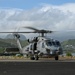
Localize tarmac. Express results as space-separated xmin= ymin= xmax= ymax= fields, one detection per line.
xmin=0 ymin=61 xmax=75 ymax=75
xmin=0 ymin=57 xmax=75 ymax=75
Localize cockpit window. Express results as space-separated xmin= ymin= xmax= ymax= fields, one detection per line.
xmin=52 ymin=41 xmax=56 ymax=45
xmin=46 ymin=41 xmax=52 ymax=46
xmin=56 ymin=41 xmax=61 ymax=46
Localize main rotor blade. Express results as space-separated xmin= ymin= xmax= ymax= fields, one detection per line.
xmin=23 ymin=27 xmax=39 ymax=31
xmin=0 ymin=31 xmax=36 ymax=33
xmin=23 ymin=27 xmax=53 ymax=33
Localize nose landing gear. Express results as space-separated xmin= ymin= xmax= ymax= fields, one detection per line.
xmin=55 ymin=51 xmax=59 ymax=60
xmin=55 ymin=55 xmax=58 ymax=60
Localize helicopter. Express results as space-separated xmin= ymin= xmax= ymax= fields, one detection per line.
xmin=0 ymin=27 xmax=63 ymax=60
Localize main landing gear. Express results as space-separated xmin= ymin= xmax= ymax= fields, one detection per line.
xmin=30 ymin=54 xmax=39 ymax=60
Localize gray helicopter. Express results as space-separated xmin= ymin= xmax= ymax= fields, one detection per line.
xmin=0 ymin=27 xmax=63 ymax=60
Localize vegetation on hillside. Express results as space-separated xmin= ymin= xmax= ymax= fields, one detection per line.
xmin=0 ymin=38 xmax=29 ymax=53
xmin=61 ymin=39 xmax=75 ymax=53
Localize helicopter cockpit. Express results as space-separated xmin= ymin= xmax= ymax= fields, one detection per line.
xmin=46 ymin=40 xmax=61 ymax=47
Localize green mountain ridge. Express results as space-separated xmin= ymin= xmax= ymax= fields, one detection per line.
xmin=0 ymin=38 xmax=29 ymax=53
xmin=0 ymin=38 xmax=29 ymax=47
xmin=5 ymin=34 xmax=26 ymax=40
xmin=62 ymin=39 xmax=75 ymax=46
xmin=61 ymin=39 xmax=75 ymax=53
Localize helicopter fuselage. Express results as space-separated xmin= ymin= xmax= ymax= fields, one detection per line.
xmin=23 ymin=36 xmax=63 ymax=59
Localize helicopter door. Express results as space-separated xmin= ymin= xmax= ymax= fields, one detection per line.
xmin=33 ymin=42 xmax=37 ymax=50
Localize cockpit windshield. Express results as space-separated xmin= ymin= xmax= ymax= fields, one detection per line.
xmin=52 ymin=41 xmax=56 ymax=45
xmin=46 ymin=40 xmax=52 ymax=46
xmin=46 ymin=40 xmax=61 ymax=46
xmin=56 ymin=41 xmax=61 ymax=46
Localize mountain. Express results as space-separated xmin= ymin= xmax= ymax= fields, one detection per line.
xmin=0 ymin=38 xmax=17 ymax=47
xmin=0 ymin=37 xmax=29 ymax=53
xmin=61 ymin=39 xmax=75 ymax=52
xmin=5 ymin=34 xmax=26 ymax=40
xmin=0 ymin=34 xmax=29 ymax=50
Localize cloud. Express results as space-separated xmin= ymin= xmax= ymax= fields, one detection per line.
xmin=0 ymin=3 xmax=75 ymax=40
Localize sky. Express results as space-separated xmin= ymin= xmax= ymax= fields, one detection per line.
xmin=0 ymin=0 xmax=75 ymax=9
xmin=0 ymin=0 xmax=75 ymax=40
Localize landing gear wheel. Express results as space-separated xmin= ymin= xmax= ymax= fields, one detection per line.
xmin=55 ymin=55 xmax=58 ymax=60
xmin=35 ymin=56 xmax=39 ymax=60
xmin=30 ymin=57 xmax=35 ymax=60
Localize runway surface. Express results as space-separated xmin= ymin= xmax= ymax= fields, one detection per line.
xmin=0 ymin=59 xmax=75 ymax=75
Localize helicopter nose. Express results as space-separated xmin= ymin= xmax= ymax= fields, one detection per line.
xmin=50 ymin=50 xmax=59 ymax=55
